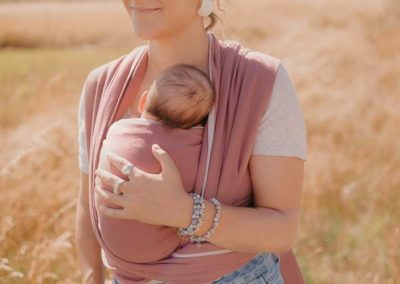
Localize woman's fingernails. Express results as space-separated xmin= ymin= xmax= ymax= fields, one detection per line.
xmin=152 ymin=144 xmax=160 ymax=150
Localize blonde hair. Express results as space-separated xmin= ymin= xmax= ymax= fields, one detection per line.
xmin=205 ymin=0 xmax=228 ymax=31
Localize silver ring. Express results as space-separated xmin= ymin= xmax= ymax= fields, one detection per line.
xmin=122 ymin=163 xmax=134 ymax=176
xmin=113 ymin=179 xmax=125 ymax=195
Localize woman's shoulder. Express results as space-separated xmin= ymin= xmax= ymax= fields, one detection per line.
xmin=252 ymin=60 xmax=308 ymax=161
xmin=89 ymin=56 xmax=125 ymax=81
xmin=224 ymin=38 xmax=282 ymax=75
xmin=84 ymin=45 xmax=147 ymax=89
xmin=244 ymin=48 xmax=281 ymax=71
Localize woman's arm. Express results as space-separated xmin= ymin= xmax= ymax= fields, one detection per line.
xmin=95 ymin=146 xmax=303 ymax=254
xmin=95 ymin=146 xmax=305 ymax=283
xmin=177 ymin=155 xmax=303 ymax=254
xmin=75 ymin=81 xmax=104 ymax=283
xmin=75 ymin=172 xmax=105 ymax=284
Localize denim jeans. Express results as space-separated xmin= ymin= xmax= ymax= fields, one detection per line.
xmin=111 ymin=252 xmax=283 ymax=284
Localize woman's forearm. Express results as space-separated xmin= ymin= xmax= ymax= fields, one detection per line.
xmin=176 ymin=197 xmax=299 ymax=254
xmin=75 ymin=206 xmax=105 ymax=284
xmin=75 ymin=173 xmax=105 ymax=283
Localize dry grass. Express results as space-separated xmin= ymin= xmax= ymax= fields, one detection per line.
xmin=0 ymin=0 xmax=399 ymax=283
xmin=0 ymin=1 xmax=134 ymax=49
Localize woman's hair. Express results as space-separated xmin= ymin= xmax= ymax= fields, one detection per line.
xmin=205 ymin=0 xmax=228 ymax=31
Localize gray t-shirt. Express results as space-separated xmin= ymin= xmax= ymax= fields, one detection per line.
xmin=77 ymin=62 xmax=307 ymax=174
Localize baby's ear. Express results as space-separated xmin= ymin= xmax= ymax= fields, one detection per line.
xmin=138 ymin=91 xmax=149 ymax=113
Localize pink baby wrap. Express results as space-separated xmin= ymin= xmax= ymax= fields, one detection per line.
xmin=83 ymin=32 xmax=305 ymax=284
xmin=96 ymin=118 xmax=204 ymax=263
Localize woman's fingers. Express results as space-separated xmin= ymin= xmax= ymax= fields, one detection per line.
xmin=151 ymin=144 xmax=179 ymax=177
xmin=106 ymin=151 xmax=149 ymax=179
xmin=95 ymin=186 xmax=125 ymax=206
xmin=106 ymin=152 xmax=134 ymax=176
xmin=95 ymin=168 xmax=127 ymax=194
xmin=98 ymin=205 xmax=127 ymax=220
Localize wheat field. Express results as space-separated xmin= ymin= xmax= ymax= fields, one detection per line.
xmin=0 ymin=0 xmax=399 ymax=283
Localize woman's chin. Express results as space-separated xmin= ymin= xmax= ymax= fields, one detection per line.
xmin=131 ymin=25 xmax=164 ymax=40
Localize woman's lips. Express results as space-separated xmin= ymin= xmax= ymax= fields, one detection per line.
xmin=132 ymin=7 xmax=161 ymax=14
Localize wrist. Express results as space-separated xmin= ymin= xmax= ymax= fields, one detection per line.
xmin=175 ymin=193 xmax=221 ymax=245
xmin=172 ymin=193 xmax=195 ymax=229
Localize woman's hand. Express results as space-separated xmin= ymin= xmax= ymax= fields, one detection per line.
xmin=94 ymin=144 xmax=193 ymax=228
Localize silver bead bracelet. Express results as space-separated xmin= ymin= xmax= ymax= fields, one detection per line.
xmin=190 ymin=197 xmax=221 ymax=247
xmin=177 ymin=193 xmax=206 ymax=239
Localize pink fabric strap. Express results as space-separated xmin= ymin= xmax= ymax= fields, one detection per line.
xmin=83 ymin=31 xmax=305 ymax=284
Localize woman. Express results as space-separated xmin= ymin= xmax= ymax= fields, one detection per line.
xmin=75 ymin=0 xmax=307 ymax=283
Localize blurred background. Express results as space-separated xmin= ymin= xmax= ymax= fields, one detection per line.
xmin=0 ymin=0 xmax=399 ymax=283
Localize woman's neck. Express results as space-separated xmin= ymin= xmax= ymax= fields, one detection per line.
xmin=146 ymin=25 xmax=210 ymax=77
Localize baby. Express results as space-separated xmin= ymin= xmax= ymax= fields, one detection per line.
xmin=95 ymin=64 xmax=215 ymax=264
xmin=136 ymin=63 xmax=215 ymax=129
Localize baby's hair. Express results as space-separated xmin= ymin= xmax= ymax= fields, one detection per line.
xmin=146 ymin=64 xmax=215 ymax=130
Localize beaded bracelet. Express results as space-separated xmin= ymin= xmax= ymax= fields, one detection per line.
xmin=177 ymin=193 xmax=206 ymax=240
xmin=190 ymin=197 xmax=221 ymax=247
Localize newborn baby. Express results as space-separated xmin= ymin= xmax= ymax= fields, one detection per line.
xmin=95 ymin=63 xmax=215 ymax=263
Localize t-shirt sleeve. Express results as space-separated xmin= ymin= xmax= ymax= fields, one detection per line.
xmin=77 ymin=82 xmax=90 ymax=174
xmin=251 ymin=62 xmax=308 ymax=161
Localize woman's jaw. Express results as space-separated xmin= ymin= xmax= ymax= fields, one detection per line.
xmin=122 ymin=0 xmax=203 ymax=41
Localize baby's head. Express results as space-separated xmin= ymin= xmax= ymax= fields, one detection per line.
xmin=138 ymin=64 xmax=215 ymax=129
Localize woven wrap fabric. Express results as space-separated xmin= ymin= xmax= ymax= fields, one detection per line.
xmin=83 ymin=31 xmax=304 ymax=284
xmin=96 ymin=119 xmax=205 ymax=263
